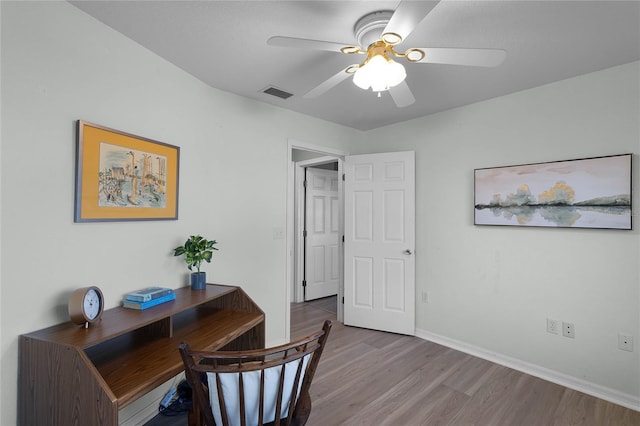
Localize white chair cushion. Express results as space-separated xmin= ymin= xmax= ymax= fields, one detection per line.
xmin=207 ymin=354 xmax=311 ymax=426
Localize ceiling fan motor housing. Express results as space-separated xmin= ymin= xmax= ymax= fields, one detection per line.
xmin=354 ymin=10 xmax=393 ymax=48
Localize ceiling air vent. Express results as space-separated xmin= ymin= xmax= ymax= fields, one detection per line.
xmin=262 ymin=86 xmax=294 ymax=100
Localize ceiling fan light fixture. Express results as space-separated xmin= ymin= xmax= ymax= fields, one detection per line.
xmin=345 ymin=65 xmax=360 ymax=74
xmin=341 ymin=45 xmax=361 ymax=55
xmin=352 ymin=54 xmax=406 ymax=92
xmin=405 ymin=48 xmax=425 ymax=62
xmin=381 ymin=32 xmax=402 ymax=45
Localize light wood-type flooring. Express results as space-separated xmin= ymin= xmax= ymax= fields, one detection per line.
xmin=146 ymin=296 xmax=639 ymax=425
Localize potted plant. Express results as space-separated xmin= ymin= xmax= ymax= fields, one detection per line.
xmin=173 ymin=235 xmax=218 ymax=290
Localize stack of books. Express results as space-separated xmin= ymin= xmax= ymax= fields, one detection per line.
xmin=123 ymin=286 xmax=175 ymax=310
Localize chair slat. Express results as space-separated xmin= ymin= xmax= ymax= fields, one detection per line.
xmin=239 ymin=371 xmax=246 ymax=426
xmin=274 ymin=361 xmax=286 ymax=423
xmin=284 ymin=353 xmax=306 ymax=426
xmin=216 ymin=373 xmax=230 ymax=426
xmin=258 ymin=369 xmax=265 ymax=426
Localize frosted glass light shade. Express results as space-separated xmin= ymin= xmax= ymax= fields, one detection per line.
xmin=353 ymin=55 xmax=406 ymax=92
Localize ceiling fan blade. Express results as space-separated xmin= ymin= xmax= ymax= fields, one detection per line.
xmin=414 ymin=48 xmax=506 ymax=67
xmin=267 ymin=36 xmax=347 ymax=53
xmin=383 ymin=0 xmax=441 ymax=42
xmin=303 ymin=66 xmax=354 ymax=99
xmin=389 ymin=81 xmax=415 ymax=108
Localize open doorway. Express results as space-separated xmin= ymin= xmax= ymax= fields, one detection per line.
xmin=286 ymin=140 xmax=346 ymax=341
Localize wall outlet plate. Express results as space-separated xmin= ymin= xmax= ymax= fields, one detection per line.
xmin=562 ymin=322 xmax=575 ymax=338
xmin=546 ymin=318 xmax=560 ymax=334
xmin=618 ymin=334 xmax=633 ymax=352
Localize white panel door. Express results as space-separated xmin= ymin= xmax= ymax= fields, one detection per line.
xmin=344 ymin=151 xmax=415 ymax=335
xmin=304 ymin=167 xmax=340 ymax=300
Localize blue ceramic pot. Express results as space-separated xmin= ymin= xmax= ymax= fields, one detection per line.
xmin=190 ymin=272 xmax=206 ymax=290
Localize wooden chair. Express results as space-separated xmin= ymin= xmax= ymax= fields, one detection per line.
xmin=179 ymin=320 xmax=332 ymax=426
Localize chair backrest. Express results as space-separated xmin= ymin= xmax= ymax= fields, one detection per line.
xmin=179 ymin=320 xmax=332 ymax=426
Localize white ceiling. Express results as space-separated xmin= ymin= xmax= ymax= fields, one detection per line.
xmin=70 ymin=1 xmax=640 ymax=131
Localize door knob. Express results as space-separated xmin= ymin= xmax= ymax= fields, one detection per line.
xmin=404 ymin=249 xmax=413 ymax=255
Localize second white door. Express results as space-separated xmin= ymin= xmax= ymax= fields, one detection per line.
xmin=304 ymin=167 xmax=340 ymax=301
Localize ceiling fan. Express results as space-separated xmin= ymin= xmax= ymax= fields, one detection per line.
xmin=267 ymin=1 xmax=506 ymax=107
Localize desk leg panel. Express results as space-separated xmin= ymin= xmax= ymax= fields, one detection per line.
xmin=19 ymin=337 xmax=118 ymax=426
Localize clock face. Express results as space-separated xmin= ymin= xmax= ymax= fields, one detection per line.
xmin=83 ymin=288 xmax=102 ymax=320
xmin=69 ymin=286 xmax=104 ymax=326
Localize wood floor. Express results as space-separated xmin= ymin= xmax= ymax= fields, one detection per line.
xmin=146 ymin=297 xmax=639 ymax=425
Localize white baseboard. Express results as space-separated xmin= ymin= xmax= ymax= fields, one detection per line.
xmin=415 ymin=328 xmax=640 ymax=412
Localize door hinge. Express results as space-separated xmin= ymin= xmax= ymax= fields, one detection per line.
xmin=342 ymin=173 xmax=345 ymax=181
xmin=302 ymin=280 xmax=307 ymax=288
xmin=303 ymin=230 xmax=307 ymax=238
xmin=342 ymin=235 xmax=345 ymax=243
xmin=342 ymin=296 xmax=344 ymax=304
xmin=303 ymin=179 xmax=307 ymax=188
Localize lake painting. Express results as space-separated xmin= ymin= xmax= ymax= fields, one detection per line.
xmin=474 ymin=154 xmax=632 ymax=229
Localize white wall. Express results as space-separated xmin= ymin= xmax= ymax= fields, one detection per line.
xmin=359 ymin=61 xmax=640 ymax=407
xmin=0 ymin=2 xmax=360 ymax=424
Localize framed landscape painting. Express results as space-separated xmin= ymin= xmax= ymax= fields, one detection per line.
xmin=75 ymin=120 xmax=180 ymax=222
xmin=474 ymin=154 xmax=632 ymax=230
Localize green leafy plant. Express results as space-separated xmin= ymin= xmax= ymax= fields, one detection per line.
xmin=173 ymin=235 xmax=218 ymax=273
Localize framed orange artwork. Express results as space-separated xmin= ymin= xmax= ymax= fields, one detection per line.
xmin=74 ymin=120 xmax=179 ymax=222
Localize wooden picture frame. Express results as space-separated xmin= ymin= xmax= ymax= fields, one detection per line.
xmin=474 ymin=154 xmax=632 ymax=229
xmin=74 ymin=120 xmax=179 ymax=222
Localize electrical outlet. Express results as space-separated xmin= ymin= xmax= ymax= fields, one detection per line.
xmin=618 ymin=334 xmax=633 ymax=352
xmin=562 ymin=322 xmax=575 ymax=338
xmin=421 ymin=291 xmax=429 ymax=303
xmin=546 ymin=318 xmax=560 ymax=334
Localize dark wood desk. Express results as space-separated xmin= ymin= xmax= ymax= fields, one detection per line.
xmin=19 ymin=284 xmax=264 ymax=425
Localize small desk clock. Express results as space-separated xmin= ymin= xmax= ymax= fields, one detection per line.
xmin=69 ymin=286 xmax=104 ymax=328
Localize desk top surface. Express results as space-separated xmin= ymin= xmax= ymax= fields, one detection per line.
xmin=21 ymin=284 xmax=243 ymax=347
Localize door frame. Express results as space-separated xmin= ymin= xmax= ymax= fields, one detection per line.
xmin=286 ymin=139 xmax=346 ymax=341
